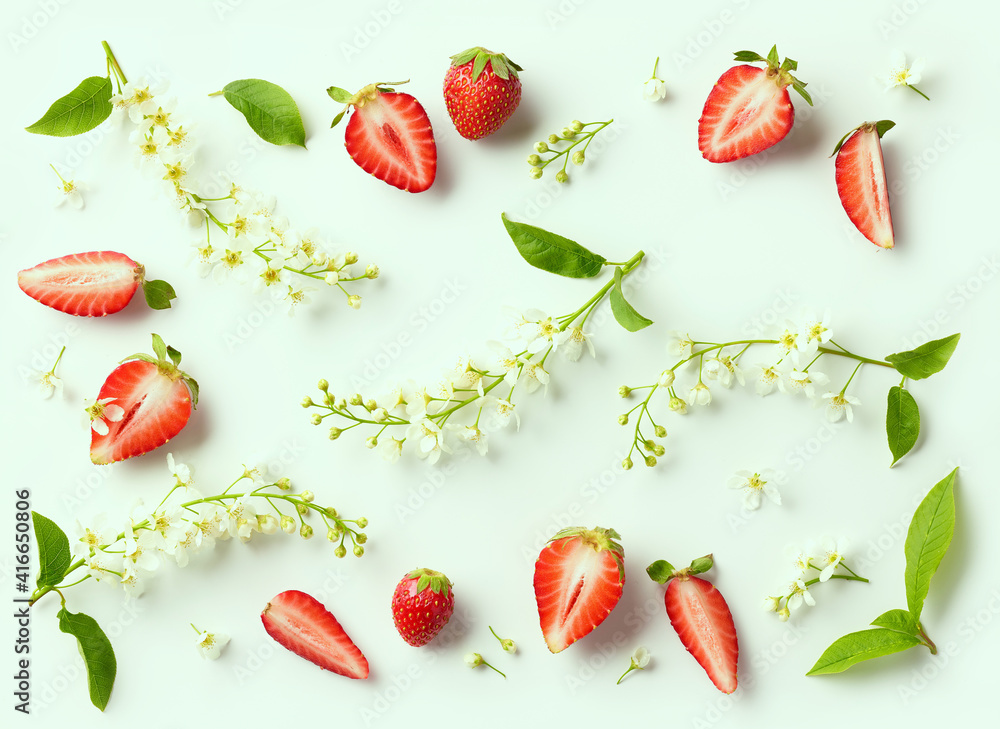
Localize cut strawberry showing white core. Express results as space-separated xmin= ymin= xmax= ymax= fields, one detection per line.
xmin=328 ymin=82 xmax=437 ymax=193
xmin=534 ymin=526 xmax=625 ymax=653
xmin=698 ymin=46 xmax=812 ymax=163
xmin=261 ymin=590 xmax=369 ymax=679
xmin=17 ymin=250 xmax=175 ymax=316
xmin=834 ymin=121 xmax=896 ymax=249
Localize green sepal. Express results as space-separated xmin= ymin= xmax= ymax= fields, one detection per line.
xmin=646 ymin=559 xmax=676 ymax=584
xmin=766 ymin=45 xmax=780 ymax=67
xmin=326 ymin=86 xmax=353 ymax=103
xmin=166 ymin=345 xmax=182 ymax=368
xmin=330 ymin=109 xmax=347 ymax=128
xmin=450 ymin=47 xmax=522 ymax=81
xmin=548 ymin=526 xmax=625 ymax=582
xmin=791 ymin=80 xmax=813 ymax=106
xmin=408 ymin=568 xmax=452 ymax=598
xmin=472 ymin=53 xmax=489 ymax=83
xmin=449 ymin=47 xmax=481 ymax=66
xmin=779 ymin=56 xmax=798 ymax=73
xmin=688 ymin=554 xmax=714 ymax=575
xmin=141 ymin=279 xmax=176 ymax=310
xmin=185 ymin=376 xmax=200 ymax=409
xmin=733 ymin=51 xmax=766 ymax=63
xmin=151 ymin=333 xmax=168 ymax=361
xmin=831 ymin=126 xmax=858 ymax=157
xmin=875 ymin=120 xmax=896 ymax=138
xmin=491 ymin=57 xmax=510 ymax=81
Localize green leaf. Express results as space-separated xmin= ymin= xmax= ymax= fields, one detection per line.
xmin=610 ymin=266 xmax=653 ymax=332
xmin=886 ymin=386 xmax=920 ymax=467
xmin=222 ymin=79 xmax=306 ymax=148
xmin=500 ymin=213 xmax=606 ymax=278
xmin=57 ymin=608 xmax=116 ymax=711
xmin=31 ymin=512 xmax=71 ymax=588
xmin=875 ymin=120 xmax=896 ymax=138
xmin=141 ymin=279 xmax=176 ymax=310
xmin=806 ymin=628 xmax=921 ymax=676
xmin=26 ymin=76 xmax=113 ymax=137
xmin=904 ymin=468 xmax=957 ymax=620
xmin=326 ymin=86 xmax=353 ymax=104
xmin=871 ymin=609 xmax=920 ymax=636
xmin=330 ymin=109 xmax=347 ymax=128
xmin=885 ymin=333 xmax=961 ymax=380
xmin=646 ymin=559 xmax=676 ymax=584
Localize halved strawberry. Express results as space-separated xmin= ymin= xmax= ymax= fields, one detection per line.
xmin=533 ymin=526 xmax=625 ymax=653
xmin=261 ymin=589 xmax=369 ymax=679
xmin=833 ymin=121 xmax=896 ymax=249
xmin=17 ymin=250 xmax=175 ymax=316
xmin=444 ymin=46 xmax=523 ymax=140
xmin=647 ymin=555 xmax=738 ymax=693
xmin=327 ymin=81 xmax=436 ymax=192
xmin=88 ymin=334 xmax=198 ymax=465
xmin=698 ymin=46 xmax=812 ymax=163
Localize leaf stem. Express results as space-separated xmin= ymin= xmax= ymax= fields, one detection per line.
xmin=101 ymin=41 xmax=128 ymax=86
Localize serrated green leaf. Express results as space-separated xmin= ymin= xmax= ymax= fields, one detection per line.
xmin=807 ymin=628 xmax=921 ymax=676
xmin=26 ymin=76 xmax=113 ymax=137
xmin=330 ymin=109 xmax=347 ymax=128
xmin=871 ymin=609 xmax=920 ymax=636
xmin=886 ymin=334 xmax=960 ymax=380
xmin=472 ymin=52 xmax=489 ymax=82
xmin=886 ymin=386 xmax=920 ymax=467
xmin=610 ymin=266 xmax=653 ymax=332
xmin=500 ymin=213 xmax=606 ymax=278
xmin=875 ymin=120 xmax=896 ymax=138
xmin=646 ymin=559 xmax=676 ymax=584
xmin=904 ymin=468 xmax=957 ymax=620
xmin=326 ymin=86 xmax=353 ymax=104
xmin=57 ymin=608 xmax=116 ymax=711
xmin=222 ymin=79 xmax=306 ymax=148
xmin=31 ymin=512 xmax=71 ymax=588
xmin=142 ymin=279 xmax=176 ymax=310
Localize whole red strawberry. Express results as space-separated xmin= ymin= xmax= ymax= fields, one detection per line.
xmin=443 ymin=47 xmax=522 ymax=140
xmin=647 ymin=554 xmax=739 ymax=693
xmin=391 ymin=568 xmax=454 ymax=646
xmin=698 ymin=46 xmax=812 ymax=163
xmin=534 ymin=526 xmax=625 ymax=653
xmin=88 ymin=333 xmax=198 ymax=464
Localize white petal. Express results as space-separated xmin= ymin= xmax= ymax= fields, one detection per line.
xmin=91 ymin=418 xmax=109 ymax=436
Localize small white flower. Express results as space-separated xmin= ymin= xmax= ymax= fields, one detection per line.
xmin=83 ymin=552 xmax=122 ymax=584
xmin=501 ymin=307 xmax=546 ymax=344
xmin=519 ymin=359 xmax=550 ymax=394
xmin=464 ymin=652 xmax=482 ymax=668
xmin=489 ymin=397 xmax=520 ymax=431
xmin=642 ymin=57 xmax=667 ymax=101
xmin=774 ymin=325 xmax=803 ymax=363
xmin=556 ymin=325 xmax=595 ymax=361
xmin=882 ymin=50 xmax=926 ymax=90
xmin=194 ymin=628 xmax=230 ymax=660
xmin=84 ymin=397 xmax=125 ymax=436
xmin=51 ymin=163 xmax=86 ymax=210
xmin=454 ymin=425 xmax=489 ymax=456
xmin=631 ymin=645 xmax=651 ymax=669
xmin=818 ymin=537 xmax=848 ymax=582
xmin=28 ymin=347 xmax=65 ymax=400
xmin=526 ymin=317 xmax=560 ymax=355
xmin=254 ymin=257 xmax=286 ymax=292
xmin=703 ymin=356 xmax=743 ymax=388
xmin=787 ymin=579 xmax=816 ymax=612
xmin=799 ymin=310 xmax=833 ymax=352
xmin=224 ymin=495 xmax=258 ymax=541
xmin=72 ymin=515 xmax=118 ymax=560
xmin=657 ymin=369 xmax=675 ymax=387
xmin=282 ymin=285 xmax=315 ymax=315
xmin=241 ymin=463 xmax=270 ymax=487
xmin=762 ymin=596 xmax=781 ymax=613
xmin=822 ymin=392 xmax=860 ymax=423
xmin=380 ymin=436 xmax=404 ymax=464
xmin=489 ymin=341 xmax=521 ymax=386
xmin=755 ymin=364 xmax=781 ymax=396
xmin=666 ymin=330 xmax=695 ymax=358
xmin=785 ymin=542 xmax=818 ymax=577
xmin=727 ymin=469 xmax=781 ymax=510
xmin=405 ymin=418 xmax=451 ymax=464
xmin=781 ymin=368 xmax=830 ymax=400
xmin=688 ymin=382 xmax=712 ymax=407
xmin=324 ymin=270 xmax=340 ymax=285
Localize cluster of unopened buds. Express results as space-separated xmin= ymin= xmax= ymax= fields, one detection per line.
xmin=527 ymin=118 xmax=614 ymax=183
xmin=29 ymin=454 xmax=368 ymax=606
xmin=762 ymin=539 xmax=867 ymax=622
xmin=305 ymin=306 xmax=595 ymax=463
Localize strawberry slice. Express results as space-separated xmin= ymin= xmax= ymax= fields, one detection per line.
xmin=698 ymin=46 xmax=812 ymax=163
xmin=88 ymin=334 xmax=198 ymax=465
xmin=533 ymin=526 xmax=625 ymax=653
xmin=261 ymin=590 xmax=369 ymax=679
xmin=833 ymin=121 xmax=896 ymax=249
xmin=17 ymin=250 xmax=175 ymax=316
xmin=648 ymin=555 xmax=739 ymax=693
xmin=327 ymin=81 xmax=436 ymax=193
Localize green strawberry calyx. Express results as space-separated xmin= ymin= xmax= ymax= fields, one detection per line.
xmin=733 ymin=45 xmax=812 ymax=106
xmin=449 ymin=46 xmax=523 ymax=83
xmin=549 ymin=526 xmax=625 ymax=582
xmin=326 ymin=80 xmax=410 ymax=128
xmin=407 ymin=568 xmax=452 ymax=598
xmin=830 ymin=119 xmax=896 ymax=157
xmin=121 ymin=333 xmax=200 ymax=408
xmin=646 ymin=554 xmax=714 ymax=584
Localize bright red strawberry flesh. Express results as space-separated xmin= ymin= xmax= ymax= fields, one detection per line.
xmin=17 ymin=250 xmax=139 ymax=317
xmin=835 ymin=124 xmax=894 ymax=249
xmin=666 ymin=575 xmax=739 ymax=693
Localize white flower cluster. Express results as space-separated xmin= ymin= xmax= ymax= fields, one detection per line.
xmin=310 ymin=307 xmax=595 ymax=464
xmin=762 ymin=538 xmax=852 ymax=622
xmin=109 ymin=77 xmax=375 ymax=315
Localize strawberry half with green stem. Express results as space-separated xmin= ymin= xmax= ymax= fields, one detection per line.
xmin=326 ymin=81 xmax=436 ymax=193
xmin=443 ymin=46 xmax=523 ymax=140
xmin=647 ymin=554 xmax=739 ymax=693
xmin=833 ymin=120 xmax=896 ymax=249
xmin=391 ymin=568 xmax=454 ymax=647
xmin=261 ymin=589 xmax=369 ymax=679
xmin=698 ymin=45 xmax=812 ymax=163
xmin=533 ymin=526 xmax=625 ymax=653
xmin=17 ymin=250 xmax=176 ymax=317
xmin=88 ymin=333 xmax=198 ymax=465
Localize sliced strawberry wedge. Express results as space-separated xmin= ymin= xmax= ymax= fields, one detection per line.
xmin=262 ymin=590 xmax=369 ymax=679
xmin=17 ymin=250 xmax=175 ymax=316
xmin=328 ymin=82 xmax=436 ymax=193
xmin=89 ymin=334 xmax=198 ymax=464
xmin=698 ymin=46 xmax=812 ymax=163
xmin=834 ymin=121 xmax=895 ymax=249
xmin=534 ymin=526 xmax=625 ymax=653
xmin=648 ymin=555 xmax=739 ymax=693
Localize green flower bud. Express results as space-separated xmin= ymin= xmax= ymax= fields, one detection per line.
xmin=653 ymin=445 xmax=665 ymax=457
xmin=276 ymin=477 xmax=292 ymax=490
xmin=534 ymin=141 xmax=549 ymax=153
xmin=329 ymin=427 xmax=342 ymax=440
xmin=618 ymin=414 xmax=629 ymax=426
xmin=570 ymin=120 xmax=584 ymax=132
xmin=356 ymin=532 xmax=368 ymax=544
xmin=280 ymin=515 xmax=296 ymax=534
xmin=310 ymin=414 xmax=322 ymax=425
xmin=301 ymin=396 xmax=314 ymax=408
xmin=353 ymin=545 xmax=365 ymax=557
xmin=547 ymin=133 xmax=560 ymax=144
xmin=324 ymin=392 xmax=336 ymax=406
xmin=364 ymin=398 xmax=377 ymax=412
xmin=645 ymin=455 xmax=657 ymax=467
xmin=296 ymin=503 xmax=309 ymax=516
xmin=327 ymin=527 xmax=339 ymax=542
xmin=327 ymin=507 xmax=339 ymax=519
xmin=527 ymin=154 xmax=541 ymax=165
xmin=356 ymin=517 xmax=368 ymax=528
xmin=317 ymin=379 xmax=329 ymax=391
xmin=572 ymin=150 xmax=585 ymax=166
xmin=622 ymin=457 xmax=633 ymax=470
xmin=334 ymin=545 xmax=347 ymax=558
xmin=365 ymin=264 xmax=380 ymax=279
xmin=347 ymin=294 xmax=362 ymax=309
xmin=529 ymin=166 xmax=543 ymax=179
xmin=301 ymin=490 xmax=315 ymax=503
xmin=349 ymin=393 xmax=363 ymax=406
xmin=365 ymin=436 xmax=378 ymax=449
xmin=344 ymin=252 xmax=359 ymax=265
xmin=562 ymin=127 xmax=576 ymax=138
xmin=555 ymin=170 xmax=569 ymax=184
xmin=619 ymin=385 xmax=632 ymax=398
xmin=300 ymin=524 xmax=314 ymax=539
xmin=654 ymin=425 xmax=667 ymax=438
